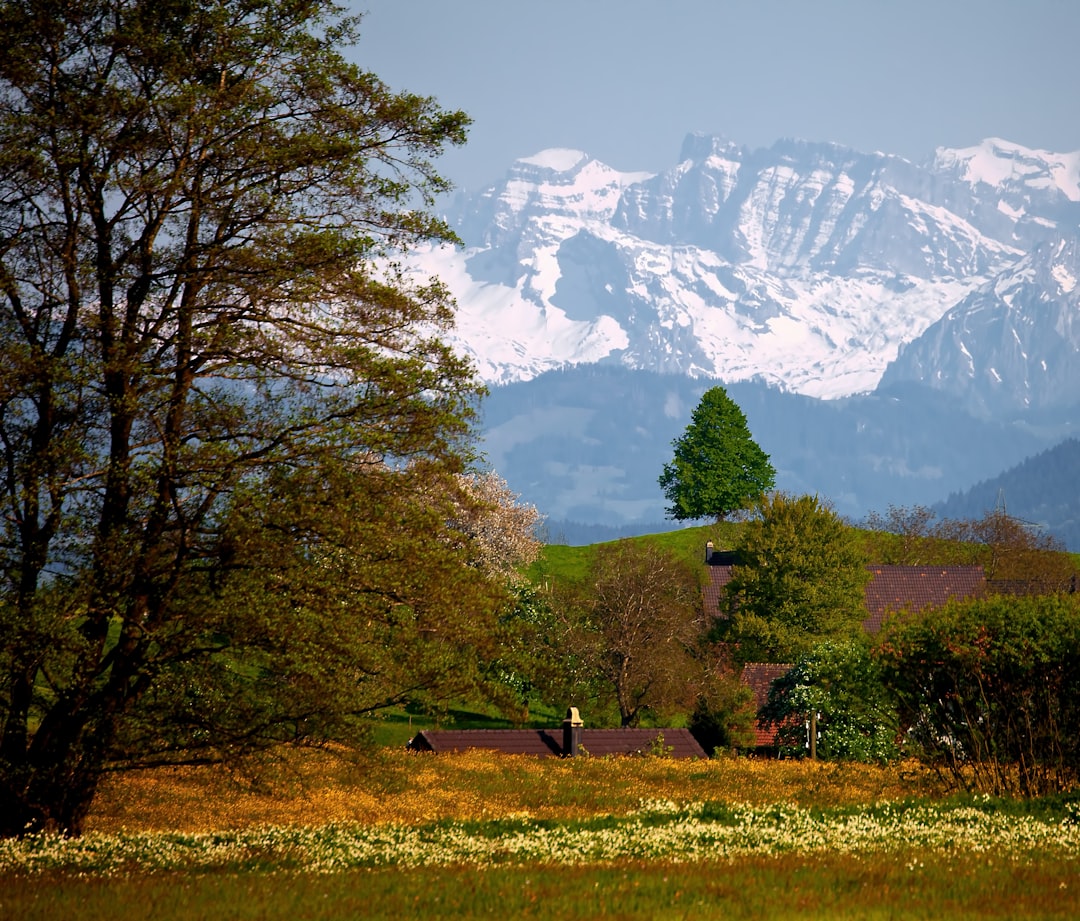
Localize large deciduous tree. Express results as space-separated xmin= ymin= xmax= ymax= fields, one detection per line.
xmin=717 ymin=493 xmax=870 ymax=663
xmin=545 ymin=541 xmax=706 ymax=727
xmin=0 ymin=0 xmax=488 ymax=836
xmin=659 ymin=386 xmax=775 ymax=522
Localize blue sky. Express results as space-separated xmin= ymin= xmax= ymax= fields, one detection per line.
xmin=352 ymin=0 xmax=1080 ymax=193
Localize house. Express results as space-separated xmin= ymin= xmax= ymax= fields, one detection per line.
xmin=408 ymin=708 xmax=707 ymax=759
xmin=704 ymin=542 xmax=988 ymax=752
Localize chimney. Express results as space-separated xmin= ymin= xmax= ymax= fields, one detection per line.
xmin=705 ymin=540 xmax=714 ymax=564
xmin=562 ymin=706 xmax=583 ymax=757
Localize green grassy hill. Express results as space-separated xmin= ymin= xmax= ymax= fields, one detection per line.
xmin=527 ymin=520 xmax=743 ymax=587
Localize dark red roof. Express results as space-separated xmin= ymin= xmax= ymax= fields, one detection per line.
xmin=863 ymin=565 xmax=985 ymax=633
xmin=408 ymin=728 xmax=707 ymax=758
xmin=702 ymin=564 xmax=734 ymax=615
xmin=740 ymin=663 xmax=793 ymax=711
xmin=409 ymin=729 xmax=562 ymax=756
xmin=740 ymin=663 xmax=793 ymax=749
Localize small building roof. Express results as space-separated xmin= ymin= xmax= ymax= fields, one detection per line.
xmin=740 ymin=663 xmax=794 ymax=750
xmin=740 ymin=663 xmax=794 ymax=712
xmin=408 ymin=727 xmax=707 ymax=759
xmin=702 ymin=561 xmax=735 ymax=614
xmin=862 ymin=565 xmax=985 ymax=633
xmin=409 ymin=729 xmax=562 ymax=756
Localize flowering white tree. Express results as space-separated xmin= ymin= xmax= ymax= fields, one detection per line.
xmin=447 ymin=471 xmax=543 ymax=581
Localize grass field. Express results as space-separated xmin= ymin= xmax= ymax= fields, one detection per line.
xmin=3 ymin=749 xmax=1080 ymax=919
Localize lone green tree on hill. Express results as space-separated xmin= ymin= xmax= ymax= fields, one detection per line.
xmin=659 ymin=387 xmax=776 ymax=521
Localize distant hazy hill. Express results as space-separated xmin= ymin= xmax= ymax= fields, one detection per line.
xmin=479 ymin=366 xmax=1073 ymax=546
xmin=932 ymin=438 xmax=1080 ymax=551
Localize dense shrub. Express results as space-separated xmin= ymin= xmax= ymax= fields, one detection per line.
xmin=877 ymin=593 xmax=1080 ymax=795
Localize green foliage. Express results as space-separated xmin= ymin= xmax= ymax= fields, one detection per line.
xmin=718 ymin=493 xmax=870 ymax=663
xmin=0 ymin=0 xmax=490 ymax=836
xmin=687 ymin=669 xmax=758 ymax=756
xmin=538 ymin=540 xmax=708 ymax=727
xmin=760 ymin=639 xmax=900 ymax=763
xmin=659 ymin=386 xmax=776 ymax=521
xmin=877 ymin=593 xmax=1080 ymax=796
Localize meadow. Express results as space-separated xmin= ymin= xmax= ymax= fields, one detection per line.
xmin=3 ymin=749 xmax=1080 ymax=920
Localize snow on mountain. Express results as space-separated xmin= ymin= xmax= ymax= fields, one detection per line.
xmin=880 ymin=236 xmax=1080 ymax=416
xmin=402 ymin=135 xmax=1080 ymax=542
xmin=415 ymin=241 xmax=631 ymax=384
xmin=934 ymin=138 xmax=1080 ymax=203
xmin=407 ymin=134 xmax=1080 ymax=412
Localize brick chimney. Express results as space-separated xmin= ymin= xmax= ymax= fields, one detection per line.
xmin=562 ymin=706 xmax=583 ymax=757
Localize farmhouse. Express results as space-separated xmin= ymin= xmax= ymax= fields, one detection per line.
xmin=704 ymin=541 xmax=987 ymax=634
xmin=408 ymin=707 xmax=707 ymax=759
xmin=704 ymin=542 xmax=989 ymax=751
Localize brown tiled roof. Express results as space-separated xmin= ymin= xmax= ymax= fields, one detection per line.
xmin=702 ymin=564 xmax=734 ymax=615
xmin=408 ymin=728 xmax=707 ymax=759
xmin=863 ymin=565 xmax=985 ymax=633
xmin=740 ymin=663 xmax=793 ymax=710
xmin=740 ymin=663 xmax=793 ymax=749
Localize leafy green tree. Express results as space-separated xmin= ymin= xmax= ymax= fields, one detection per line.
xmin=659 ymin=386 xmax=775 ymax=521
xmin=686 ymin=650 xmax=758 ymax=756
xmin=759 ymin=639 xmax=899 ymax=763
xmin=718 ymin=493 xmax=870 ymax=663
xmin=0 ymin=0 xmax=486 ymax=836
xmin=877 ymin=593 xmax=1080 ymax=796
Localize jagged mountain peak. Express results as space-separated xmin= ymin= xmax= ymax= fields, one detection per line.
xmin=880 ymin=234 xmax=1080 ymax=417
xmin=932 ymin=138 xmax=1080 ymax=203
xmin=516 ymin=148 xmax=591 ymax=172
xmin=422 ymin=133 xmax=1080 ymax=411
xmin=425 ymin=134 xmax=1080 ymax=545
xmin=451 ymin=148 xmax=653 ymax=248
xmin=677 ymin=132 xmax=745 ymax=163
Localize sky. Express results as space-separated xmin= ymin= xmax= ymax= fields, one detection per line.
xmin=351 ymin=0 xmax=1080 ymax=194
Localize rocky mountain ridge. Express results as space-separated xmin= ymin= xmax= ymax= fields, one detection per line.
xmin=416 ymin=134 xmax=1080 ymax=415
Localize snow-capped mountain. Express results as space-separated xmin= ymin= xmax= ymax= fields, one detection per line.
xmin=881 ymin=236 xmax=1080 ymax=416
xmin=401 ymin=135 xmax=1079 ymax=545
xmin=414 ymin=135 xmax=1080 ymax=411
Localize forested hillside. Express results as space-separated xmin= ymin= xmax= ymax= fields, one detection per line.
xmin=479 ymin=366 xmax=1065 ymax=544
xmin=933 ymin=438 xmax=1080 ymax=551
